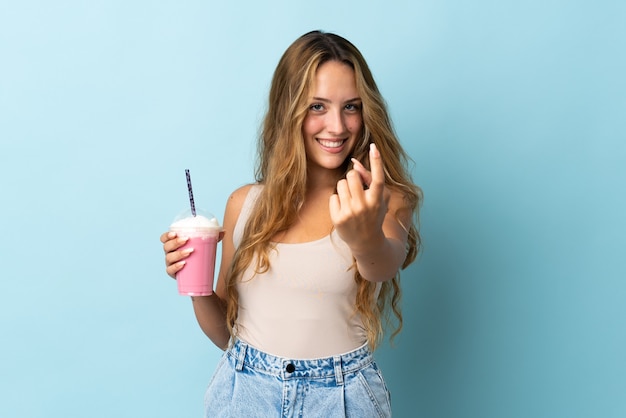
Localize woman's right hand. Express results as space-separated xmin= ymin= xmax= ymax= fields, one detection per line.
xmin=160 ymin=231 xmax=192 ymax=279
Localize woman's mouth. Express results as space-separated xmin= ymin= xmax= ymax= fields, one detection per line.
xmin=317 ymin=138 xmax=346 ymax=149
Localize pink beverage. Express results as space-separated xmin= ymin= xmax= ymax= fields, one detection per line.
xmin=170 ymin=210 xmax=222 ymax=296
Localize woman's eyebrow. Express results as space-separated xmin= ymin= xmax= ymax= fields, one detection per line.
xmin=311 ymin=96 xmax=361 ymax=103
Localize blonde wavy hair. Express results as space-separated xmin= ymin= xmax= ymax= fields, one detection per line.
xmin=225 ymin=30 xmax=422 ymax=350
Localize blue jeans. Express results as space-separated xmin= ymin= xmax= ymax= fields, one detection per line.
xmin=204 ymin=340 xmax=392 ymax=417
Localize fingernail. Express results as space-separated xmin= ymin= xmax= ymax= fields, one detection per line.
xmin=183 ymin=248 xmax=194 ymax=254
xmin=370 ymin=143 xmax=380 ymax=157
xmin=168 ymin=231 xmax=176 ymax=238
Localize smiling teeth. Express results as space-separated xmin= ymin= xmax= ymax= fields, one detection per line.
xmin=318 ymin=139 xmax=345 ymax=148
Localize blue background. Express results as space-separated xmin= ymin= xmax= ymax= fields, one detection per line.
xmin=1 ymin=1 xmax=625 ymax=417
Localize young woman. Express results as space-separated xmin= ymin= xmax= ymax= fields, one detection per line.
xmin=161 ymin=30 xmax=421 ymax=417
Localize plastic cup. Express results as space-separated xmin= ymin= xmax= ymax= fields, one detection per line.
xmin=169 ymin=208 xmax=222 ymax=296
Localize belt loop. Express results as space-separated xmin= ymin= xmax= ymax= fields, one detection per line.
xmin=333 ymin=355 xmax=344 ymax=386
xmin=235 ymin=341 xmax=247 ymax=372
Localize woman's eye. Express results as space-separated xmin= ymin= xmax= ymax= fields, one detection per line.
xmin=345 ymin=103 xmax=361 ymax=111
xmin=310 ymin=103 xmax=324 ymax=111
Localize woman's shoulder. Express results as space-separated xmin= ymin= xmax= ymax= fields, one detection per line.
xmin=228 ymin=183 xmax=255 ymax=204
xmin=227 ymin=183 xmax=263 ymax=248
xmin=227 ymin=183 xmax=262 ymax=208
xmin=224 ymin=183 xmax=263 ymax=222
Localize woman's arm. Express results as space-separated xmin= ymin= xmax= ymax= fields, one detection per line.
xmin=349 ymin=190 xmax=411 ymax=282
xmin=330 ymin=144 xmax=412 ymax=282
xmin=161 ymin=184 xmax=252 ymax=349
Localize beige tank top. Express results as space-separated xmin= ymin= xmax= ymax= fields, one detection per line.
xmin=233 ymin=185 xmax=370 ymax=359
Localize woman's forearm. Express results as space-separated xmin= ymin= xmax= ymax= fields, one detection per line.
xmin=191 ymin=293 xmax=230 ymax=350
xmin=353 ymin=234 xmax=406 ymax=282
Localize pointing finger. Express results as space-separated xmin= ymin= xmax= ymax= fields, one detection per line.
xmin=368 ymin=143 xmax=385 ymax=197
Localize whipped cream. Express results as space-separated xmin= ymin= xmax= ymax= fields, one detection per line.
xmin=170 ymin=215 xmax=221 ymax=229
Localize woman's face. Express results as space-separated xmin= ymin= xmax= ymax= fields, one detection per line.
xmin=302 ymin=61 xmax=363 ymax=174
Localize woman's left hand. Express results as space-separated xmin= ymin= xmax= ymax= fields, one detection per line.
xmin=329 ymin=143 xmax=390 ymax=253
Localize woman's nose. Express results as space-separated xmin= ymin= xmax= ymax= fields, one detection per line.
xmin=326 ymin=110 xmax=345 ymax=135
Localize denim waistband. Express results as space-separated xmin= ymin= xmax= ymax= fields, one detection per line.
xmin=227 ymin=339 xmax=373 ymax=385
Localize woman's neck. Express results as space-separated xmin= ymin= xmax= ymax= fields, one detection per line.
xmin=306 ymin=165 xmax=345 ymax=193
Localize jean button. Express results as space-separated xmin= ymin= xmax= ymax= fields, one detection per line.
xmin=285 ymin=363 xmax=295 ymax=373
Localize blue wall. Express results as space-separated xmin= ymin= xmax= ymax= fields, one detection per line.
xmin=1 ymin=1 xmax=624 ymax=417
